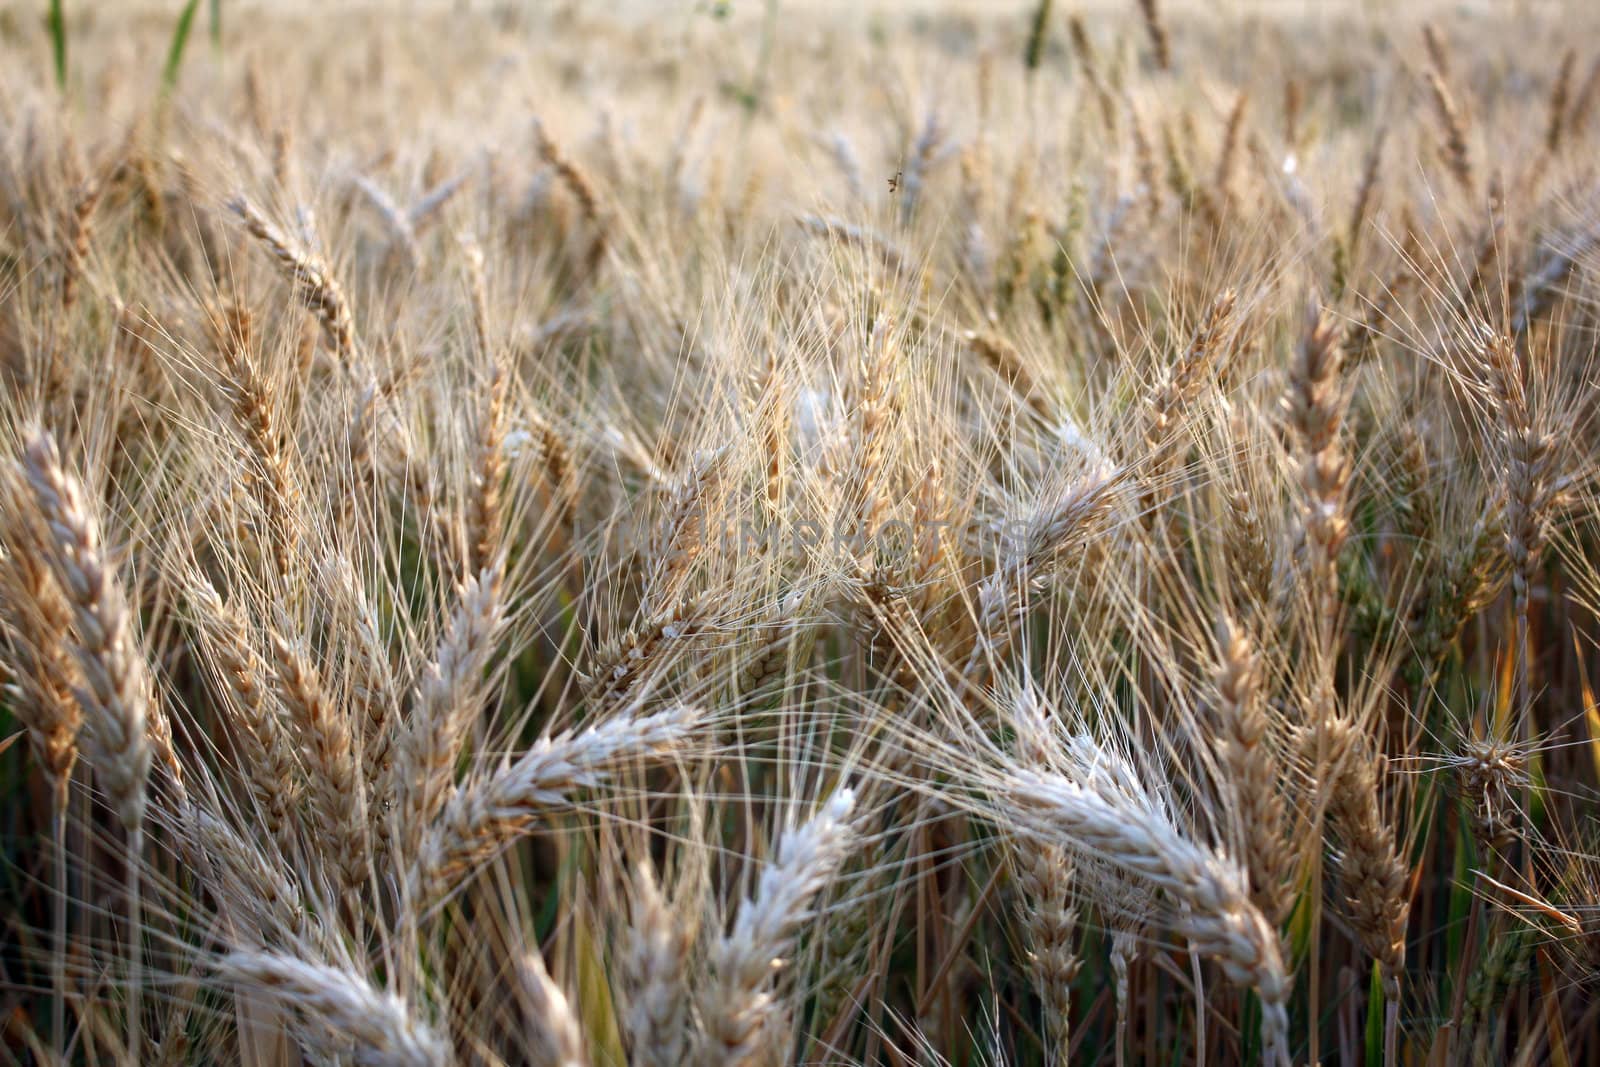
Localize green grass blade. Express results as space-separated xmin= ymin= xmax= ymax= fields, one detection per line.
xmin=48 ymin=0 xmax=67 ymax=91
xmin=1365 ymin=962 xmax=1385 ymax=1065
xmin=1024 ymin=0 xmax=1053 ymax=72
xmin=162 ymin=0 xmax=203 ymax=93
xmin=209 ymin=0 xmax=221 ymax=48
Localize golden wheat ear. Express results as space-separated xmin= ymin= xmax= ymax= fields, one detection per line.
xmin=227 ymin=195 xmax=358 ymax=363
xmin=701 ymin=788 xmax=858 ymax=1067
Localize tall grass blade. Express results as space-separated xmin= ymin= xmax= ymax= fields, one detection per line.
xmin=163 ymin=0 xmax=202 ymax=93
xmin=48 ymin=0 xmax=66 ymax=90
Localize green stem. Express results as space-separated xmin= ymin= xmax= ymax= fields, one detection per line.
xmin=49 ymin=0 xmax=67 ymax=91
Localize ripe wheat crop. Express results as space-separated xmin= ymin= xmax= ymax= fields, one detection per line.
xmin=2 ymin=1 xmax=1600 ymax=1064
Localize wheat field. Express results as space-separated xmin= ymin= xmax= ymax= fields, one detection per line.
xmin=0 ymin=1 xmax=1598 ymax=1064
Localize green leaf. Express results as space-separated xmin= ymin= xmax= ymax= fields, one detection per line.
xmin=162 ymin=0 xmax=202 ymax=93
xmin=1024 ymin=0 xmax=1053 ymax=72
xmin=574 ymin=899 xmax=625 ymax=1067
xmin=1365 ymin=961 xmax=1384 ymax=1066
xmin=1446 ymin=814 xmax=1473 ymax=973
xmin=48 ymin=0 xmax=66 ymax=91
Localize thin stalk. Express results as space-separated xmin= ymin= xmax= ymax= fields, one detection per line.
xmin=1385 ymin=999 xmax=1399 ymax=1067
xmin=49 ymin=0 xmax=67 ymax=91
xmin=1514 ymin=594 xmax=1534 ymax=887
xmin=51 ymin=779 xmax=69 ymax=1058
xmin=126 ymin=826 xmax=144 ymax=1061
xmin=1308 ymin=848 xmax=1322 ymax=1067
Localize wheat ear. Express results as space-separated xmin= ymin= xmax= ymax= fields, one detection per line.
xmin=1137 ymin=0 xmax=1172 ymax=71
xmin=1481 ymin=334 xmax=1556 ymax=733
xmin=702 ymin=788 xmax=858 ymax=1067
xmin=22 ymin=431 xmax=166 ymax=828
xmin=22 ymin=429 xmax=186 ymax=1058
xmin=212 ymin=304 xmax=303 ymax=579
xmin=1009 ymin=693 xmax=1081 ymax=1062
xmin=1213 ymin=92 xmax=1247 ymax=211
xmin=188 ymin=581 xmax=300 ymax=851
xmin=352 ymin=174 xmax=423 ymax=272
xmin=1213 ymin=622 xmax=1295 ymax=928
xmin=228 ymin=194 xmax=357 ymax=361
xmin=415 ymin=704 xmax=699 ymax=901
xmin=59 ymin=173 xmax=103 ymax=311
xmin=620 ymin=865 xmax=696 ymax=1067
xmin=1145 ymin=287 xmax=1239 ymax=453
xmin=0 ymin=537 xmax=82 ymax=794
xmin=1423 ymin=68 xmax=1474 ymax=195
xmin=1067 ymin=16 xmax=1117 ymax=132
xmin=388 ymin=563 xmax=506 ymax=851
xmin=1002 ymin=767 xmax=1290 ymax=1063
xmin=466 ymin=359 xmax=508 ymax=578
xmin=516 ymin=951 xmax=590 ymax=1067
xmin=1545 ymin=49 xmax=1576 ymax=153
xmin=585 ymin=594 xmax=709 ymax=710
xmin=409 ymin=171 xmax=470 ymax=233
xmin=0 ymin=528 xmax=82 ymax=1058
xmin=966 ymin=470 xmax=1120 ymax=681
xmin=216 ymin=951 xmax=449 ymax=1067
xmin=1321 ymin=717 xmax=1410 ymax=1005
xmin=268 ymin=630 xmax=368 ymax=895
xmin=192 ymin=810 xmax=309 ymax=940
xmin=1346 ymin=125 xmax=1386 ymax=268
xmin=535 ymin=120 xmax=607 ymax=275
